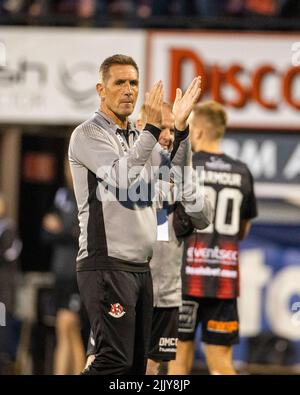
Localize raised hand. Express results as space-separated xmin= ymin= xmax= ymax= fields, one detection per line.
xmin=144 ymin=81 xmax=163 ymax=129
xmin=173 ymin=76 xmax=201 ymax=131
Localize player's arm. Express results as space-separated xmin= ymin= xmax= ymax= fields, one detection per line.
xmin=42 ymin=213 xmax=78 ymax=244
xmin=0 ymin=225 xmax=22 ymax=263
xmin=149 ymin=77 xmax=201 ymax=174
xmin=150 ymin=77 xmax=210 ymax=225
xmin=170 ymin=77 xmax=201 ymax=168
xmin=151 ymin=153 xmax=212 ymax=229
xmin=239 ymin=219 xmax=252 ymax=240
xmin=180 ymin=168 xmax=213 ymax=230
xmin=239 ymin=167 xmax=257 ymax=240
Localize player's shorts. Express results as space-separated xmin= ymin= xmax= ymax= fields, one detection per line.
xmin=78 ymin=269 xmax=153 ymax=375
xmin=178 ymin=296 xmax=239 ymax=346
xmin=148 ymin=307 xmax=179 ymax=362
xmin=87 ymin=306 xmax=179 ymax=362
xmin=54 ymin=278 xmax=81 ymax=314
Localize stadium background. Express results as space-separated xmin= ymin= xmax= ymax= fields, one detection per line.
xmin=0 ymin=0 xmax=300 ymax=375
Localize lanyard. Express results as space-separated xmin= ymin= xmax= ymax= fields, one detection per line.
xmin=116 ymin=129 xmax=137 ymax=154
xmin=115 ymin=130 xmax=129 ymax=153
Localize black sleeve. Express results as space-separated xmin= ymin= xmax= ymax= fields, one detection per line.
xmin=170 ymin=126 xmax=189 ymax=162
xmin=173 ymin=202 xmax=194 ymax=239
xmin=241 ymin=167 xmax=257 ymax=220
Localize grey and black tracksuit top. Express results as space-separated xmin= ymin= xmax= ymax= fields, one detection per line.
xmin=68 ymin=111 xmax=211 ymax=273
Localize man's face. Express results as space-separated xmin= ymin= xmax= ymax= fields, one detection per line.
xmin=98 ymin=64 xmax=139 ymax=118
xmin=135 ymin=109 xmax=147 ymax=131
xmin=159 ymin=106 xmax=175 ymax=150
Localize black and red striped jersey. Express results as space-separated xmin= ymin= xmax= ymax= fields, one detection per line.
xmin=182 ymin=151 xmax=257 ymax=299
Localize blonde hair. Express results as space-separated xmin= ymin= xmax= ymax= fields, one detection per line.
xmin=192 ymin=100 xmax=227 ymax=139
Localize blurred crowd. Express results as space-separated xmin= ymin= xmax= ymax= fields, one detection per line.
xmin=0 ymin=193 xmax=22 ymax=374
xmin=0 ymin=0 xmax=299 ymax=23
xmin=0 ymin=158 xmax=89 ymax=374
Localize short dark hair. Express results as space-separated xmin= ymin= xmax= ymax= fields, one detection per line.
xmin=99 ymin=54 xmax=139 ymax=82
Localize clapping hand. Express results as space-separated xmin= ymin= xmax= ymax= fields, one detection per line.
xmin=144 ymin=81 xmax=163 ymax=130
xmin=173 ymin=77 xmax=201 ymax=131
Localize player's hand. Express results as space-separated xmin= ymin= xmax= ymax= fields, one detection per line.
xmin=42 ymin=214 xmax=63 ymax=234
xmin=173 ymin=76 xmax=201 ymax=131
xmin=144 ymin=80 xmax=163 ymax=129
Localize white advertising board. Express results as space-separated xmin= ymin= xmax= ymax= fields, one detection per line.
xmin=147 ymin=31 xmax=300 ymax=130
xmin=0 ymin=28 xmax=146 ymax=124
